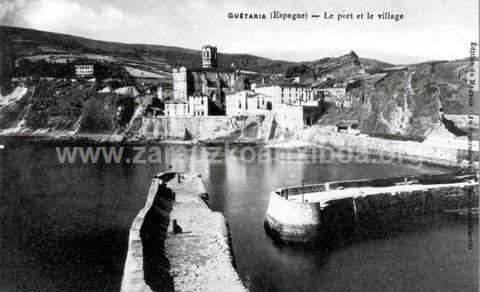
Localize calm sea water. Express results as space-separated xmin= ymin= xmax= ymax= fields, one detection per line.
xmin=0 ymin=140 xmax=477 ymax=292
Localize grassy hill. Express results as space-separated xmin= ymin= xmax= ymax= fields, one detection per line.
xmin=0 ymin=25 xmax=295 ymax=74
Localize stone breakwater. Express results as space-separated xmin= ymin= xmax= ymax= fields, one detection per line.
xmin=270 ymin=127 xmax=479 ymax=168
xmin=121 ymin=172 xmax=247 ymax=292
xmin=264 ymin=172 xmax=479 ymax=244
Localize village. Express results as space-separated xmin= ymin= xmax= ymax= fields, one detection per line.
xmin=7 ymin=45 xmax=365 ymax=134
xmin=3 ymin=37 xmax=477 ymax=161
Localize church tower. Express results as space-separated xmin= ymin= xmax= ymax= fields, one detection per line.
xmin=201 ymin=45 xmax=217 ymax=68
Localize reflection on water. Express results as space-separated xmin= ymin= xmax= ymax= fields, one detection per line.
xmin=0 ymin=140 xmax=477 ymax=292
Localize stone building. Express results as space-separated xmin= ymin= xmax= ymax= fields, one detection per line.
xmin=172 ymin=45 xmax=247 ymax=115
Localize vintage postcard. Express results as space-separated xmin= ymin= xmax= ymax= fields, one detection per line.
xmin=0 ymin=0 xmax=479 ymax=291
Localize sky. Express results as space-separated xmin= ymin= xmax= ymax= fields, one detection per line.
xmin=0 ymin=0 xmax=478 ymax=64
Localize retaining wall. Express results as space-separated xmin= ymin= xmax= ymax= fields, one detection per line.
xmin=305 ymin=130 xmax=475 ymax=167
xmin=140 ymin=116 xmax=233 ymax=139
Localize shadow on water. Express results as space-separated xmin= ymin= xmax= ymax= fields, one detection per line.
xmin=15 ymin=228 xmax=129 ymax=291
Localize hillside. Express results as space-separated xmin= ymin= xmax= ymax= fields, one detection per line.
xmin=318 ymin=59 xmax=478 ymax=140
xmin=0 ymin=25 xmax=294 ymax=75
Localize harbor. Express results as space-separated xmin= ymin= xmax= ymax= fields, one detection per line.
xmin=1 ymin=143 xmax=477 ymax=291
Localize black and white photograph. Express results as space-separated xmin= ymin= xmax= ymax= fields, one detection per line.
xmin=0 ymin=0 xmax=479 ymax=291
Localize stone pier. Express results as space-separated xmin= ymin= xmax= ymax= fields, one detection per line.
xmin=121 ymin=172 xmax=247 ymax=292
xmin=264 ymin=171 xmax=479 ymax=244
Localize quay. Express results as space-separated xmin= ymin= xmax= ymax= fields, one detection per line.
xmin=121 ymin=172 xmax=246 ymax=292
xmin=264 ymin=171 xmax=479 ymax=244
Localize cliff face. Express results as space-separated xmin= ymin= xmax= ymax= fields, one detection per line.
xmin=0 ymin=80 xmax=135 ymax=138
xmin=302 ymin=51 xmax=365 ymax=82
xmin=319 ymin=59 xmax=472 ymax=140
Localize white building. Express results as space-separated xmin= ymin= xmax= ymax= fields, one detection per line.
xmin=164 ymin=95 xmax=211 ymax=116
xmin=173 ymin=66 xmax=188 ymax=100
xmin=188 ymin=95 xmax=209 ymax=116
xmin=165 ymin=100 xmax=188 ymax=116
xmin=226 ymin=91 xmax=272 ymax=116
xmin=254 ymin=84 xmax=314 ymax=105
xmin=75 ymin=64 xmax=94 ymax=77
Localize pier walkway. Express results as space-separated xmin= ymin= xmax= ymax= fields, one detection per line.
xmin=121 ymin=172 xmax=246 ymax=292
xmin=165 ymin=174 xmax=246 ymax=292
xmin=287 ymin=181 xmax=476 ymax=207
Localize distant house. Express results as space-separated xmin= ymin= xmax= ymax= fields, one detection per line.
xmin=75 ymin=64 xmax=94 ymax=77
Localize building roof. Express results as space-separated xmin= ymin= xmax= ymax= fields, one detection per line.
xmin=165 ymin=99 xmax=187 ymax=104
xmin=255 ymin=82 xmax=310 ymax=88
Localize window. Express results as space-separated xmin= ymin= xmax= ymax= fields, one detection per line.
xmin=239 ymin=102 xmax=242 ymax=109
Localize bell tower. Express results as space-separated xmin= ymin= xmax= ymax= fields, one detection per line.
xmin=201 ymin=45 xmax=217 ymax=68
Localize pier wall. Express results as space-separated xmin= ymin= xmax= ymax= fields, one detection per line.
xmin=302 ymin=130 xmax=479 ymax=168
xmin=264 ymin=191 xmax=321 ymax=243
xmin=121 ymin=172 xmax=246 ymax=292
xmin=265 ymin=173 xmax=479 ymax=244
xmin=352 ymin=185 xmax=479 ymax=236
xmin=120 ymin=172 xmax=176 ymax=292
